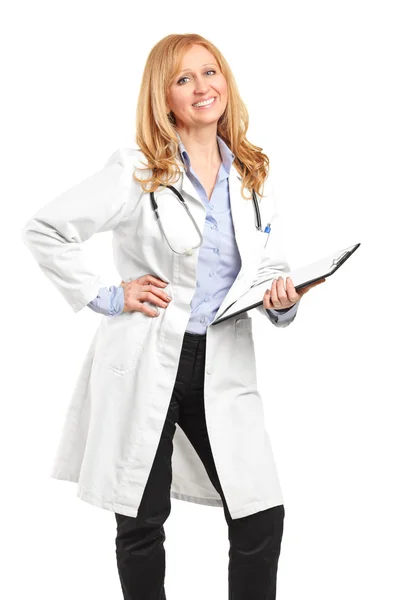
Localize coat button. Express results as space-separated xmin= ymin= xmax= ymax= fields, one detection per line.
xmin=206 ymin=365 xmax=213 ymax=374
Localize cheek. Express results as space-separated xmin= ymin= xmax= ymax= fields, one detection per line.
xmin=170 ymin=90 xmax=191 ymax=113
xmin=217 ymin=78 xmax=228 ymax=100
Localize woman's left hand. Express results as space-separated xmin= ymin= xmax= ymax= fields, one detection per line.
xmin=263 ymin=276 xmax=326 ymax=310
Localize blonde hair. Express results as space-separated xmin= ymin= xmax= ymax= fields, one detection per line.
xmin=133 ymin=33 xmax=270 ymax=200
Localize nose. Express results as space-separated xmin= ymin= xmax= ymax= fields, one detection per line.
xmin=193 ymin=75 xmax=209 ymax=95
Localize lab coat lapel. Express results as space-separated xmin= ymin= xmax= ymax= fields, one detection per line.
xmin=176 ymin=163 xmax=203 ymax=209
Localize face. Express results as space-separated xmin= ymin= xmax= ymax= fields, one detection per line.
xmin=166 ymin=44 xmax=228 ymax=131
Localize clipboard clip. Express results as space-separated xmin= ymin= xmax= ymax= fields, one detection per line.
xmin=331 ymin=251 xmax=350 ymax=269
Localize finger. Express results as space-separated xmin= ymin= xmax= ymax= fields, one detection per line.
xmin=148 ymin=290 xmax=170 ymax=307
xmin=270 ymin=278 xmax=281 ymax=307
xmin=141 ymin=286 xmax=171 ymax=304
xmin=273 ymin=277 xmax=287 ymax=306
xmin=276 ymin=277 xmax=288 ymax=305
xmin=139 ymin=302 xmax=159 ymax=317
xmin=126 ymin=297 xmax=159 ymax=317
xmin=275 ymin=276 xmax=300 ymax=309
xmin=147 ymin=275 xmax=168 ymax=287
xmin=137 ymin=274 xmax=163 ymax=288
xmin=263 ymin=289 xmax=273 ymax=309
xmin=286 ymin=277 xmax=301 ymax=303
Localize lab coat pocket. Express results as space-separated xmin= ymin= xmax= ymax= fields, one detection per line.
xmin=233 ymin=317 xmax=258 ymax=387
xmin=96 ymin=310 xmax=153 ymax=376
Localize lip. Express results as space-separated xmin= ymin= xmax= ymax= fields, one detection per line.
xmin=192 ymin=96 xmax=217 ymax=107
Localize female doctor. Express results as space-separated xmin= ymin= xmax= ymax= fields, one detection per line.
xmin=22 ymin=33 xmax=325 ymax=600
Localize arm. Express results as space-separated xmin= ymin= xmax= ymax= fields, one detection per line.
xmin=21 ymin=149 xmax=141 ymax=313
xmin=251 ymin=174 xmax=300 ymax=327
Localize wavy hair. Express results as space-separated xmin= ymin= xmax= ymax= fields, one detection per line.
xmin=133 ymin=33 xmax=270 ymax=200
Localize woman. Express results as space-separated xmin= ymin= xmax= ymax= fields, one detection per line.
xmin=22 ymin=33 xmax=325 ymax=599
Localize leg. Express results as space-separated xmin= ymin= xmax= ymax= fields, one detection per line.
xmin=177 ymin=334 xmax=285 ymax=599
xmin=227 ymin=504 xmax=285 ymax=600
xmin=114 ymin=393 xmax=179 ymax=600
xmin=114 ymin=333 xmax=200 ymax=599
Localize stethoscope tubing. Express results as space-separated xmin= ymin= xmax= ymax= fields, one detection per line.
xmin=150 ymin=184 xmax=264 ymax=255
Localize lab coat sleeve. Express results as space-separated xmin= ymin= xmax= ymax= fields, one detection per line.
xmin=251 ymin=173 xmax=300 ymax=328
xmin=21 ymin=148 xmax=141 ymax=313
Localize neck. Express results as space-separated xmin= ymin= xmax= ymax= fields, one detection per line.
xmin=176 ymin=125 xmax=221 ymax=168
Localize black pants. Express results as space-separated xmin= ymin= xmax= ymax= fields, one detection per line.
xmin=115 ymin=330 xmax=285 ymax=599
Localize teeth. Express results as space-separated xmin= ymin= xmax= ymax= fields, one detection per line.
xmin=193 ymin=97 xmax=216 ymax=107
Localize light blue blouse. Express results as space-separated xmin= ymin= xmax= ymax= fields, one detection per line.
xmin=87 ymin=135 xmax=296 ymax=330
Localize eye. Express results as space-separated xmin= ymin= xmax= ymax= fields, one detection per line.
xmin=177 ymin=70 xmax=217 ymax=85
xmin=177 ymin=76 xmax=190 ymax=85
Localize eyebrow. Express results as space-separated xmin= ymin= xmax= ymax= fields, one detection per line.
xmin=177 ymin=63 xmax=218 ymax=75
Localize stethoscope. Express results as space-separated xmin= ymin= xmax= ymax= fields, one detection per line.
xmin=150 ymin=184 xmax=267 ymax=256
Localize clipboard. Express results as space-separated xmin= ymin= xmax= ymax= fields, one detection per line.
xmin=211 ymin=242 xmax=361 ymax=326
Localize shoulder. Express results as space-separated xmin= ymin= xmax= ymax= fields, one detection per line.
xmin=103 ymin=147 xmax=152 ymax=182
xmin=103 ymin=147 xmax=144 ymax=168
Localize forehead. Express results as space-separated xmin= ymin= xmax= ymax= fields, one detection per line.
xmin=177 ymin=44 xmax=217 ymax=71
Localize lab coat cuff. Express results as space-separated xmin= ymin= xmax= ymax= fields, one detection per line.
xmin=110 ymin=285 xmax=125 ymax=315
xmin=71 ymin=277 xmax=109 ymax=313
xmin=261 ymin=300 xmax=300 ymax=326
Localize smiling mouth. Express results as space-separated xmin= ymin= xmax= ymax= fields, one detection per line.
xmin=192 ymin=97 xmax=217 ymax=108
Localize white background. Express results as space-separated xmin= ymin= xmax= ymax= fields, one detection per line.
xmin=3 ymin=0 xmax=399 ymax=598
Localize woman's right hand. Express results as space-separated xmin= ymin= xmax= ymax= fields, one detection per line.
xmin=119 ymin=274 xmax=171 ymax=316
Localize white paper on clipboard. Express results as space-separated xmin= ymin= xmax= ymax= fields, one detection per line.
xmin=211 ymin=242 xmax=360 ymax=325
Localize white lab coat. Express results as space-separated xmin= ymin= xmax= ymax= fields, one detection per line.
xmin=22 ymin=147 xmax=300 ymax=519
